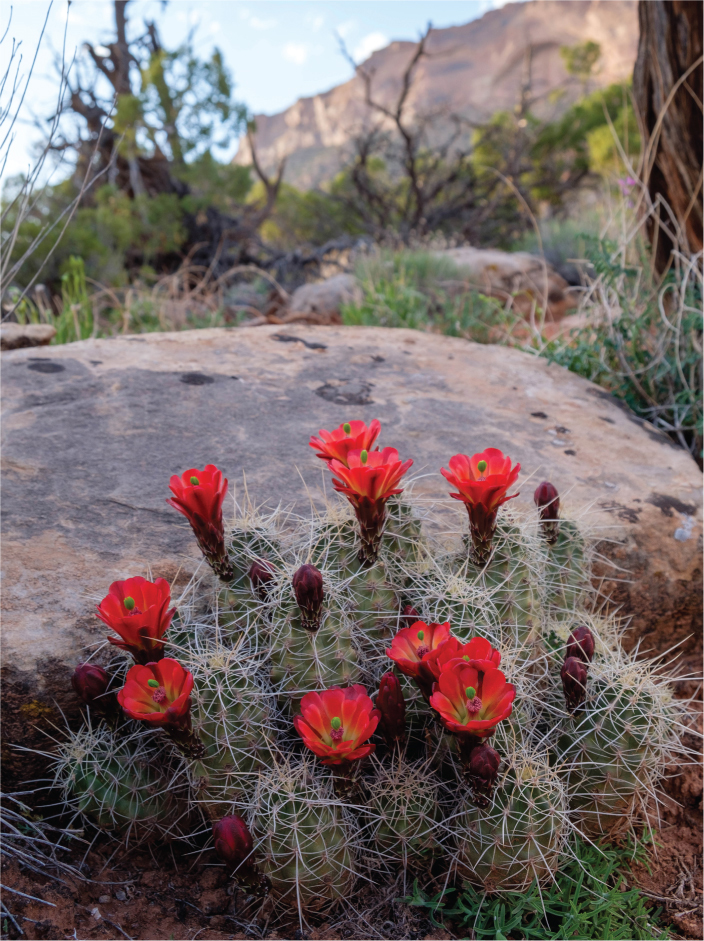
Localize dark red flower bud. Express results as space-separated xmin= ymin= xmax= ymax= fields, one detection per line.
xmin=566 ymin=625 xmax=595 ymax=664
xmin=292 ymin=564 xmax=324 ymax=631
xmin=249 ymin=559 xmax=275 ymax=599
xmin=534 ymin=481 xmax=560 ymax=543
xmin=401 ymin=604 xmax=420 ymax=628
xmin=468 ymin=743 xmax=501 ymax=807
xmin=561 ymin=656 xmax=588 ymax=713
xmin=213 ymin=814 xmax=254 ymax=868
xmin=377 ymin=672 xmax=406 ymax=745
xmin=72 ymin=663 xmax=110 ymax=704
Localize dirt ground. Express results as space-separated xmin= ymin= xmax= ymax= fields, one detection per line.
xmin=0 ymin=840 xmax=453 ymax=941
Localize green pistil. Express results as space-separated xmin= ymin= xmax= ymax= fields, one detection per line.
xmin=331 ymin=716 xmax=342 ymax=730
xmin=147 ymin=678 xmax=160 ymax=688
xmin=417 ymin=630 xmax=425 ymax=641
xmin=343 ymin=423 xmax=351 ymax=435
xmin=360 ymin=449 xmax=368 ymax=465
xmin=123 ymin=596 xmax=135 ymax=611
xmin=463 ymin=655 xmax=470 ymax=661
xmin=477 ymin=460 xmax=487 ymax=474
xmin=465 ymin=686 xmax=477 ymax=699
xmin=190 ymin=476 xmax=200 ymax=486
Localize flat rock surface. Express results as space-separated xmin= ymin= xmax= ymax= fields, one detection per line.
xmin=2 ymin=325 xmax=701 ymax=778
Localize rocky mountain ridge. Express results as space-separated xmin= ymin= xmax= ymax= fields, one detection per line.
xmin=236 ymin=0 xmax=638 ymax=190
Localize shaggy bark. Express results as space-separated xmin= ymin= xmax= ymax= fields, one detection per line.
xmin=633 ymin=0 xmax=703 ymax=272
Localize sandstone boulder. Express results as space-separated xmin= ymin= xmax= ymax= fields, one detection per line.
xmin=2 ymin=325 xmax=701 ymax=783
xmin=437 ymin=247 xmax=579 ymax=320
xmin=1 ymin=322 xmax=56 ymax=350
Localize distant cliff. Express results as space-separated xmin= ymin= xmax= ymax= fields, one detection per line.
xmin=235 ymin=0 xmax=638 ymax=190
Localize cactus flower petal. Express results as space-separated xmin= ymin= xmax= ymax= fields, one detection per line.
xmin=96 ymin=576 xmax=174 ymax=664
xmin=118 ymin=658 xmax=194 ymax=729
xmin=294 ymin=684 xmax=380 ymax=766
xmin=441 ymin=448 xmax=520 ymax=562
xmin=167 ymin=464 xmax=233 ymax=580
xmin=430 ymin=662 xmax=515 ymax=738
xmin=327 ymin=446 xmax=413 ymax=564
xmin=309 ymin=419 xmax=381 ymax=466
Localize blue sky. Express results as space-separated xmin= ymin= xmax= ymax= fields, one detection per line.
xmin=3 ymin=0 xmax=511 ymax=178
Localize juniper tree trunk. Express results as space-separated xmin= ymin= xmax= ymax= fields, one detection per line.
xmin=633 ymin=1 xmax=703 ymax=273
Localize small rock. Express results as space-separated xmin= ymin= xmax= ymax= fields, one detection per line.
xmin=0 ymin=322 xmax=56 ymax=351
xmin=284 ymin=274 xmax=361 ymax=325
xmin=98 ymin=894 xmax=111 ymax=904
xmin=115 ymin=889 xmax=127 ymax=901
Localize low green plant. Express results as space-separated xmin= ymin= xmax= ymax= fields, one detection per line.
xmin=404 ymin=830 xmax=669 ymax=940
xmin=540 ymin=236 xmax=702 ymax=461
xmin=342 ymin=249 xmax=515 ymax=341
xmin=53 ymin=256 xmax=94 ymax=344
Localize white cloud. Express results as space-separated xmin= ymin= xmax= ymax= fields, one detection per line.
xmin=249 ymin=16 xmax=278 ymax=30
xmin=353 ymin=32 xmax=388 ymax=63
xmin=336 ymin=20 xmax=357 ymax=40
xmin=309 ymin=15 xmax=325 ymax=32
xmin=283 ymin=42 xmax=309 ymax=66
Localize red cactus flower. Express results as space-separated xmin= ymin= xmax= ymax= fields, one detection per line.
xmin=386 ymin=621 xmax=451 ymax=697
xmin=310 ymin=419 xmax=381 ymax=466
xmin=534 ymin=481 xmax=560 ymax=543
xmin=429 ymin=661 xmax=515 ymax=739
xmin=118 ymin=658 xmax=193 ymax=727
xmin=441 ymin=448 xmax=520 ymax=563
xmin=96 ymin=576 xmax=174 ymax=664
xmin=376 ymin=672 xmax=406 ymax=745
xmin=213 ymin=814 xmax=254 ymax=868
xmin=426 ymin=635 xmax=502 ymax=678
xmin=167 ymin=464 xmax=233 ymax=581
xmin=328 ymin=446 xmax=413 ymax=564
xmin=118 ymin=658 xmax=203 ymax=757
xmin=293 ymin=685 xmax=380 ymax=766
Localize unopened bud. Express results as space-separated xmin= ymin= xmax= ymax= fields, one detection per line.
xmin=71 ymin=663 xmax=110 ymax=705
xmin=468 ymin=743 xmax=501 ymax=807
xmin=292 ymin=564 xmax=324 ymax=631
xmin=561 ymin=656 xmax=588 ymax=713
xmin=534 ymin=481 xmax=560 ymax=543
xmin=377 ymin=672 xmax=406 ymax=745
xmin=249 ymin=559 xmax=275 ymax=599
xmin=212 ymin=814 xmax=254 ymax=868
xmin=566 ymin=625 xmax=595 ymax=664
xmin=401 ymin=604 xmax=420 ymax=628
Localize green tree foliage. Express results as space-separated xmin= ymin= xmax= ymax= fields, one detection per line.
xmin=471 ymin=82 xmax=640 ymax=226
xmin=123 ymin=41 xmax=247 ymax=169
xmin=560 ymin=40 xmax=602 ymax=82
xmin=256 ymin=181 xmax=364 ymax=248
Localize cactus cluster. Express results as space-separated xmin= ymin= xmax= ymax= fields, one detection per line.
xmin=54 ymin=421 xmax=686 ymax=926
